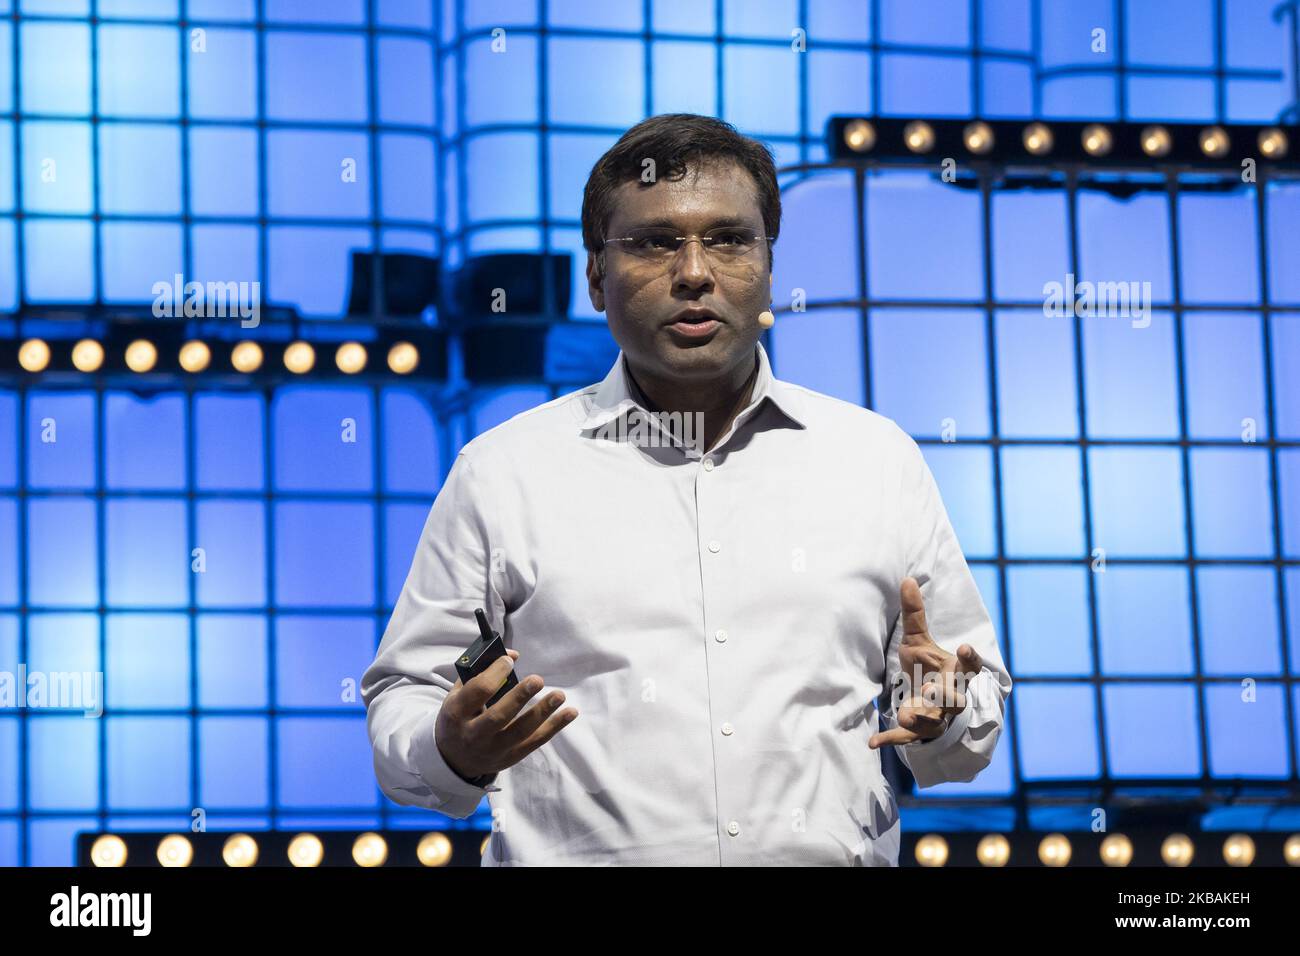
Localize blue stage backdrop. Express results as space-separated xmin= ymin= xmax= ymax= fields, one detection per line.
xmin=1 ymin=0 xmax=1299 ymax=865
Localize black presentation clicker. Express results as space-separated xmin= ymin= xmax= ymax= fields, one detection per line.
xmin=455 ymin=608 xmax=517 ymax=709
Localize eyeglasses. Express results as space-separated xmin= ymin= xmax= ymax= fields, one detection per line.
xmin=602 ymin=227 xmax=774 ymax=270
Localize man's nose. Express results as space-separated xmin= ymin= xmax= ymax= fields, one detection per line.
xmin=671 ymin=238 xmax=716 ymax=293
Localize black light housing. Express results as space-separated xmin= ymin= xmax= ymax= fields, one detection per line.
xmin=0 ymin=317 xmax=449 ymax=381
xmin=346 ymin=251 xmax=441 ymax=317
xmin=826 ymin=116 xmax=1300 ymax=169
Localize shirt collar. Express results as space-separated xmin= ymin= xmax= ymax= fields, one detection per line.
xmin=576 ymin=339 xmax=806 ymax=437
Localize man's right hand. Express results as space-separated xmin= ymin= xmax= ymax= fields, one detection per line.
xmin=435 ymin=648 xmax=579 ymax=781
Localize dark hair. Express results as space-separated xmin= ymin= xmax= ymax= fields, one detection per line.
xmin=581 ymin=113 xmax=781 ymax=272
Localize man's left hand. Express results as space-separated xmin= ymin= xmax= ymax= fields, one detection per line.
xmin=868 ymin=576 xmax=983 ymax=749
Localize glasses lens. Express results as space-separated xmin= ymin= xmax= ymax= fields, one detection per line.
xmin=614 ymin=229 xmax=765 ymax=266
xmin=622 ymin=228 xmax=680 ymax=259
xmin=704 ymin=230 xmax=760 ymax=257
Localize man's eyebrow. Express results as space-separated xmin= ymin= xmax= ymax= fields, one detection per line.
xmin=623 ymin=215 xmax=760 ymax=231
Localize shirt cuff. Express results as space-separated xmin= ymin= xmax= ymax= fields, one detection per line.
xmin=409 ymin=710 xmax=496 ymax=818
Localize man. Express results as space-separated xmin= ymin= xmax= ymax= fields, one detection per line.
xmin=362 ymin=113 xmax=1012 ymax=866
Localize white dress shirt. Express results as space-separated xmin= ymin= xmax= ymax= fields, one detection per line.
xmin=362 ymin=339 xmax=1012 ymax=865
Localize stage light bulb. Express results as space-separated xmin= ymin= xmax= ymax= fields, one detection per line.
xmin=903 ymin=120 xmax=935 ymax=154
xmin=976 ymin=833 xmax=1010 ymax=867
xmin=1259 ymin=128 xmax=1288 ymax=159
xmin=963 ymin=121 xmax=994 ymax=155
xmin=1285 ymin=835 xmax=1300 ymax=865
xmin=915 ymin=834 xmax=949 ymax=867
xmin=222 ymin=833 xmax=259 ymax=868
xmin=1100 ymin=834 xmax=1133 ymax=867
xmin=1141 ymin=125 xmax=1172 ymax=157
xmin=72 ymin=339 xmax=104 ymax=373
xmin=843 ymin=119 xmax=876 ymax=153
xmin=387 ymin=341 xmax=419 ymax=375
xmin=352 ymin=832 xmax=388 ymax=867
xmin=287 ymin=833 xmax=324 ymax=868
xmin=178 ymin=340 xmax=210 ymax=373
xmin=1161 ymin=833 xmax=1194 ymax=867
xmin=335 ymin=341 xmax=367 ymax=374
xmin=1082 ymin=124 xmax=1112 ymax=156
xmin=1038 ymin=833 xmax=1071 ymax=867
xmin=157 ymin=834 xmax=193 ymax=867
xmin=231 ymin=341 xmax=263 ymax=373
xmin=18 ymin=339 xmax=51 ymax=372
xmin=417 ymin=832 xmax=453 ymax=867
xmin=283 ymin=341 xmax=315 ymax=374
xmin=91 ymin=834 xmax=128 ymax=868
xmin=1222 ymin=833 xmax=1255 ymax=867
xmin=1199 ymin=125 xmax=1230 ymax=159
xmin=1022 ymin=122 xmax=1053 ymax=155
xmin=124 ymin=339 xmax=157 ymax=373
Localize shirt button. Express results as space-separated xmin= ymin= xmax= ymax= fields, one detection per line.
xmin=703 ymin=458 xmax=714 ymax=471
xmin=714 ymin=628 xmax=728 ymax=643
xmin=727 ymin=821 xmax=740 ymax=837
xmin=721 ymin=722 xmax=734 ymax=736
xmin=708 ymin=540 xmax=721 ymax=553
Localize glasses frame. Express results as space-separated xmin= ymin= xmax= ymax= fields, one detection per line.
xmin=600 ymin=228 xmax=776 ymax=271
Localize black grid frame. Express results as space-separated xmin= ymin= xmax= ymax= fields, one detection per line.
xmin=2 ymin=0 xmax=1300 ymax=864
xmin=768 ymin=152 xmax=1300 ymax=826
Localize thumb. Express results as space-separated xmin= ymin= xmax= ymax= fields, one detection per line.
xmin=453 ymin=648 xmax=518 ymax=691
xmin=900 ymin=576 xmax=936 ymax=645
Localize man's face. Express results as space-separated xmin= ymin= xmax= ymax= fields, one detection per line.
xmin=586 ymin=159 xmax=770 ymax=386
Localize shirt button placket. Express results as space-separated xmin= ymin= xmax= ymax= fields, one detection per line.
xmin=697 ymin=450 xmax=736 ymax=859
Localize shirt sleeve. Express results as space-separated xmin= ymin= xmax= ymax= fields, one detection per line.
xmin=361 ymin=450 xmax=507 ymax=819
xmin=883 ymin=427 xmax=1013 ymax=790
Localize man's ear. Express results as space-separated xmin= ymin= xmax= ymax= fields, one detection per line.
xmin=585 ymin=251 xmax=606 ymax=313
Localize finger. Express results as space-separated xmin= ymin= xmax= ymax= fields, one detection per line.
xmin=497 ymin=689 xmax=568 ymax=750
xmin=904 ymin=716 xmax=947 ymax=739
xmin=502 ymin=705 xmax=579 ymax=766
xmin=457 ymin=655 xmax=518 ymax=714
xmin=869 ymin=726 xmax=921 ymax=748
xmin=933 ymin=647 xmax=980 ymax=705
xmin=956 ymin=643 xmax=983 ymax=678
xmin=920 ymin=681 xmax=972 ymax=717
xmin=900 ymin=701 xmax=948 ymax=736
xmin=452 ymin=647 xmax=517 ymax=691
xmin=922 ymin=680 xmax=967 ymax=715
xmin=900 ymin=576 xmax=935 ymax=646
xmin=476 ymin=670 xmax=547 ymax=731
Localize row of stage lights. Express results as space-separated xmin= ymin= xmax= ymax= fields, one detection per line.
xmin=13 ymin=337 xmax=422 ymax=376
xmin=87 ymin=831 xmax=481 ymax=868
xmin=840 ymin=118 xmax=1291 ymax=162
xmin=86 ymin=829 xmax=1300 ymax=867
xmin=914 ymin=831 xmax=1300 ymax=867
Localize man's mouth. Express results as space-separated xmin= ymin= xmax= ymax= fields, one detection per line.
xmin=666 ymin=309 xmax=723 ymax=339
